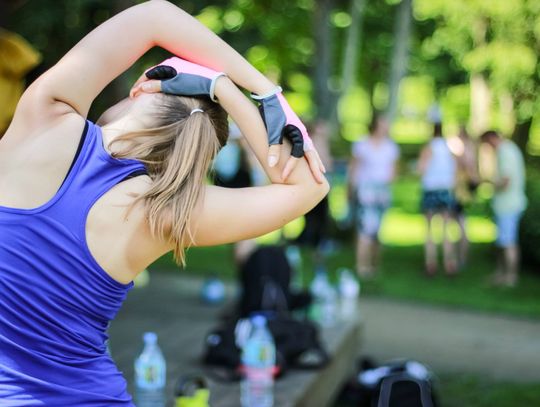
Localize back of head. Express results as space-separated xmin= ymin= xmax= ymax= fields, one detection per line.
xmin=368 ymin=113 xmax=388 ymax=137
xmin=111 ymin=94 xmax=228 ymax=265
xmin=432 ymin=122 xmax=443 ymax=138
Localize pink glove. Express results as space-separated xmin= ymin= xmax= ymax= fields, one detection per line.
xmin=251 ymin=87 xmax=314 ymax=158
xmin=145 ymin=57 xmax=226 ymax=102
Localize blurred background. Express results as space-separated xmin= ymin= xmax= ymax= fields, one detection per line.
xmin=2 ymin=0 xmax=540 ymax=406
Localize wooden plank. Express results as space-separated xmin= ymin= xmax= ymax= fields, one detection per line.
xmin=109 ymin=273 xmax=362 ymax=407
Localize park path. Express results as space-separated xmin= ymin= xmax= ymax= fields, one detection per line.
xmin=358 ymin=296 xmax=540 ymax=382
xmin=119 ymin=273 xmax=540 ymax=386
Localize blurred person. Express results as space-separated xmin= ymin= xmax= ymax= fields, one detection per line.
xmin=295 ymin=119 xmax=334 ymax=259
xmin=417 ymin=123 xmax=457 ymax=276
xmin=448 ymin=125 xmax=480 ymax=268
xmin=0 ymin=1 xmax=328 ymax=404
xmin=480 ymin=130 xmax=527 ymax=287
xmin=348 ymin=115 xmax=399 ymax=278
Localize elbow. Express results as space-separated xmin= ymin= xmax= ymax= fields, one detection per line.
xmin=308 ymin=176 xmax=330 ymax=208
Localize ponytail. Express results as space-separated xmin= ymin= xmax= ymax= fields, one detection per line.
xmin=110 ymin=94 xmax=228 ymax=265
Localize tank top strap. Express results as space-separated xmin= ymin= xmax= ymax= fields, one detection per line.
xmin=46 ymin=120 xmax=147 ymax=237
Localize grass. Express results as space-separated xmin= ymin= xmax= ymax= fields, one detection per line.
xmin=150 ymin=174 xmax=540 ymax=319
xmin=335 ymin=374 xmax=540 ymax=407
xmin=436 ymin=374 xmax=540 ymax=407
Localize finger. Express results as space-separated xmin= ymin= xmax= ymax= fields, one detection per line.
xmin=132 ymin=72 xmax=148 ymax=89
xmin=305 ymin=150 xmax=324 ymax=184
xmin=140 ymin=80 xmax=162 ymax=94
xmin=268 ymin=144 xmax=281 ymax=167
xmin=130 ymin=80 xmax=162 ymax=98
xmin=282 ymin=157 xmax=299 ymax=181
xmin=312 ymin=148 xmax=326 ymax=173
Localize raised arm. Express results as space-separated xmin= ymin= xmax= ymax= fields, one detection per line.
xmin=16 ymin=0 xmax=276 ymax=122
xmin=188 ymin=78 xmax=330 ymax=246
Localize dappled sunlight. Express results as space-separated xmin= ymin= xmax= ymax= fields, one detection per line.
xmin=380 ymin=208 xmax=496 ymax=246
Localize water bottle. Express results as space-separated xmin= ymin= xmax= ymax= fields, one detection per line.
xmin=240 ymin=315 xmax=276 ymax=407
xmin=338 ymin=268 xmax=360 ymax=320
xmin=134 ymin=332 xmax=166 ymax=407
xmin=200 ymin=277 xmax=226 ymax=305
xmin=309 ymin=265 xmax=337 ymax=327
xmin=285 ymin=245 xmax=303 ymax=290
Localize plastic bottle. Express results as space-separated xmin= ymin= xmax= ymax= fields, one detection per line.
xmin=134 ymin=332 xmax=167 ymax=407
xmin=338 ymin=268 xmax=360 ymax=320
xmin=309 ymin=265 xmax=337 ymax=327
xmin=285 ymin=245 xmax=303 ymax=290
xmin=240 ymin=315 xmax=276 ymax=407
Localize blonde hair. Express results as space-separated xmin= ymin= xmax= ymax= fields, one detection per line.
xmin=110 ymin=94 xmax=228 ymax=265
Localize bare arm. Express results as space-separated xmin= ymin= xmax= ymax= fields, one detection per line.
xmin=189 ymin=78 xmax=329 ymax=246
xmin=417 ymin=145 xmax=432 ymax=175
xmin=13 ymin=0 xmax=276 ymax=126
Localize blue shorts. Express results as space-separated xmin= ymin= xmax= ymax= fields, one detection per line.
xmin=357 ymin=204 xmax=387 ymax=238
xmin=421 ymin=189 xmax=456 ymax=213
xmin=356 ymin=184 xmax=390 ymax=238
xmin=495 ymin=212 xmax=523 ymax=247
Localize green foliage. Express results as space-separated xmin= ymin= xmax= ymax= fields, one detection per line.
xmin=519 ymin=162 xmax=540 ymax=271
xmin=414 ymin=0 xmax=540 ymax=127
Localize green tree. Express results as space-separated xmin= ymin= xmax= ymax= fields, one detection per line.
xmin=415 ymin=0 xmax=540 ymax=151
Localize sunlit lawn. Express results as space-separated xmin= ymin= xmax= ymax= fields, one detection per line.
xmin=150 ymin=175 xmax=540 ymax=318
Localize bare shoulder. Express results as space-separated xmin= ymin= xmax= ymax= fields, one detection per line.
xmin=5 ymin=76 xmax=78 ymax=142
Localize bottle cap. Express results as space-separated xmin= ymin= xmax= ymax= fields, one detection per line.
xmin=251 ymin=315 xmax=266 ymax=327
xmin=143 ymin=332 xmax=157 ymax=344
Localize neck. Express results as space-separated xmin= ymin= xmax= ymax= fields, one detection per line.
xmin=101 ymin=115 xmax=146 ymax=154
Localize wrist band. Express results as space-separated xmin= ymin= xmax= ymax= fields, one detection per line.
xmin=209 ymin=73 xmax=227 ymax=102
xmin=250 ymin=85 xmax=283 ymax=101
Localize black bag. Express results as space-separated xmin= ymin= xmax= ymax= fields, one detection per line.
xmin=340 ymin=359 xmax=438 ymax=407
xmin=202 ymin=316 xmax=329 ymax=379
xmin=238 ymin=246 xmax=311 ymax=317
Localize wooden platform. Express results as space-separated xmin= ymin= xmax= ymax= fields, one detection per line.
xmin=109 ymin=273 xmax=362 ymax=407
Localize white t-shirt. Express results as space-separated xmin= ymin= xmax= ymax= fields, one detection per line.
xmin=422 ymin=138 xmax=456 ymax=190
xmin=352 ymin=137 xmax=399 ymax=186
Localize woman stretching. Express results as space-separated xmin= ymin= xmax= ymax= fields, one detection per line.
xmin=0 ymin=1 xmax=328 ymax=405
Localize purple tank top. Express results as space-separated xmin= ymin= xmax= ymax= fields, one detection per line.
xmin=0 ymin=120 xmax=147 ymax=406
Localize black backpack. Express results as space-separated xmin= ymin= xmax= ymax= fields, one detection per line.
xmin=359 ymin=360 xmax=437 ymax=407
xmin=203 ymin=246 xmax=328 ymax=378
xmin=238 ymin=245 xmax=311 ymax=317
xmin=202 ymin=316 xmax=329 ymax=379
xmin=340 ymin=359 xmax=438 ymax=407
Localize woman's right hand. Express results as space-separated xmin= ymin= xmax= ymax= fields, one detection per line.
xmin=131 ymin=58 xmax=326 ymax=183
xmin=130 ymin=56 xmax=226 ymax=102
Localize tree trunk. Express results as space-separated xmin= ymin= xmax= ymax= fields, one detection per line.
xmin=330 ymin=0 xmax=367 ymax=131
xmin=470 ymin=73 xmax=491 ymax=136
xmin=313 ymin=0 xmax=335 ymax=121
xmin=386 ymin=0 xmax=412 ymax=125
xmin=513 ymin=117 xmax=532 ymax=154
xmin=341 ymin=0 xmax=366 ymax=94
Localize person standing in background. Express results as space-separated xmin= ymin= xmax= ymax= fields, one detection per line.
xmin=449 ymin=125 xmax=480 ymax=268
xmin=348 ymin=115 xmax=399 ymax=279
xmin=0 ymin=1 xmax=42 ymax=137
xmin=295 ymin=119 xmax=333 ymax=260
xmin=417 ymin=123 xmax=457 ymax=276
xmin=480 ymin=130 xmax=527 ymax=287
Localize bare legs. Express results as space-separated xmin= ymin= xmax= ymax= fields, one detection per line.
xmin=424 ymin=211 xmax=456 ymax=275
xmin=424 ymin=212 xmax=437 ymax=275
xmin=456 ymin=213 xmax=469 ymax=268
xmin=491 ymin=245 xmax=520 ymax=287
xmin=356 ymin=234 xmax=380 ymax=279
